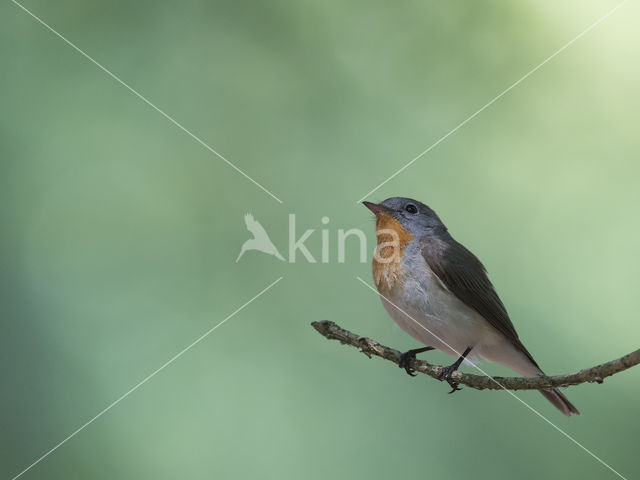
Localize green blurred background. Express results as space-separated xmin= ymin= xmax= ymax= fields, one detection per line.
xmin=2 ymin=0 xmax=639 ymax=478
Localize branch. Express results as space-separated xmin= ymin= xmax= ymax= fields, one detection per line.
xmin=311 ymin=320 xmax=640 ymax=391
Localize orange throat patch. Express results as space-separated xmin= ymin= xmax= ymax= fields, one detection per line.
xmin=372 ymin=213 xmax=414 ymax=293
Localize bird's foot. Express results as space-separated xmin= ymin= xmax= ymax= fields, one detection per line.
xmin=397 ymin=347 xmax=434 ymax=377
xmin=398 ymin=351 xmax=418 ymax=377
xmin=438 ymin=364 xmax=463 ymax=394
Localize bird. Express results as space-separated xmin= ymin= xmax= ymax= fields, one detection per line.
xmin=363 ymin=197 xmax=579 ymax=416
xmin=236 ymin=213 xmax=285 ymax=262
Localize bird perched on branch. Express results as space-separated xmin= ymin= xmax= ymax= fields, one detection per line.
xmin=364 ymin=197 xmax=579 ymax=416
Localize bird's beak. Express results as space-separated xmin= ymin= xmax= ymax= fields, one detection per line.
xmin=362 ymin=201 xmax=391 ymax=215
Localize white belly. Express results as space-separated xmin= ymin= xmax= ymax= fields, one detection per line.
xmin=380 ymin=256 xmax=538 ymax=376
xmin=381 ymin=272 xmax=496 ymax=358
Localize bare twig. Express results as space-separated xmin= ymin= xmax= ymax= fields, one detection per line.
xmin=311 ymin=320 xmax=640 ymax=391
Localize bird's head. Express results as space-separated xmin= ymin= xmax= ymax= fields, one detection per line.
xmin=363 ymin=197 xmax=446 ymax=238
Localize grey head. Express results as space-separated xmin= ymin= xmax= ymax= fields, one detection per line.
xmin=363 ymin=197 xmax=447 ymax=237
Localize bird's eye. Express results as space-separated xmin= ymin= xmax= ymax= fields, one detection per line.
xmin=405 ymin=204 xmax=418 ymax=214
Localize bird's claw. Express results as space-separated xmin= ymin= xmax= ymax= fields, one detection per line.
xmin=438 ymin=365 xmax=462 ymax=394
xmin=398 ymin=351 xmax=418 ymax=377
xmin=447 ymin=384 xmax=463 ymax=394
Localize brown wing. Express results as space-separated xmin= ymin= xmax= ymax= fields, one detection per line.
xmin=422 ymin=235 xmax=539 ymax=368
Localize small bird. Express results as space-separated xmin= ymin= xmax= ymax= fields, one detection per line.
xmin=236 ymin=213 xmax=285 ymax=262
xmin=364 ymin=197 xmax=579 ymax=416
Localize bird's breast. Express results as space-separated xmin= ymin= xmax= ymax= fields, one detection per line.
xmin=372 ymin=213 xmax=414 ymax=294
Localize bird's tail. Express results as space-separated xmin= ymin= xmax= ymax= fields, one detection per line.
xmin=506 ymin=352 xmax=580 ymax=417
xmin=539 ymin=388 xmax=580 ymax=417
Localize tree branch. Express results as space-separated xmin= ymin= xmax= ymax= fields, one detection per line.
xmin=311 ymin=320 xmax=640 ymax=391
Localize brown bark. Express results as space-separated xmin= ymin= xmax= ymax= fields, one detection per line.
xmin=312 ymin=320 xmax=640 ymax=391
